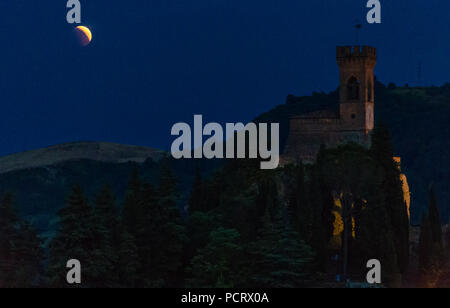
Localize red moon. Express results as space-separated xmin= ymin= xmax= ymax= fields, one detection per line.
xmin=74 ymin=26 xmax=92 ymax=46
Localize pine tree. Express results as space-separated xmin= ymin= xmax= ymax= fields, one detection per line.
xmin=48 ymin=185 xmax=96 ymax=287
xmin=188 ymin=167 xmax=204 ymax=213
xmin=0 ymin=193 xmax=19 ymax=286
xmin=122 ymin=167 xmax=143 ymax=237
xmin=135 ymin=182 xmax=157 ymax=285
xmin=91 ymin=184 xmax=119 ymax=287
xmin=116 ymin=226 xmax=141 ymax=288
xmin=248 ymin=209 xmax=315 ymax=288
xmin=0 ymin=194 xmax=43 ymax=287
xmin=186 ymin=227 xmax=242 ymax=288
xmin=95 ymin=184 xmax=118 ymax=238
xmin=184 ymin=211 xmax=216 ymax=277
xmin=139 ymin=160 xmax=186 ymax=287
xmin=11 ymin=222 xmax=44 ymax=287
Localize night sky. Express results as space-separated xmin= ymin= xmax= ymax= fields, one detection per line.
xmin=0 ymin=0 xmax=448 ymax=156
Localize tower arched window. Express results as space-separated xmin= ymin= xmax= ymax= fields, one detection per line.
xmin=347 ymin=76 xmax=360 ymax=100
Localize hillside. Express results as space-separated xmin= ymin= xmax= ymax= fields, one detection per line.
xmin=256 ymin=81 xmax=450 ymax=225
xmin=0 ymin=142 xmax=164 ymax=174
xmin=0 ymin=142 xmax=221 ymax=238
xmin=0 ymin=141 xmax=161 ymax=238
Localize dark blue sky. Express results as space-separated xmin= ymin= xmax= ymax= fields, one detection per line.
xmin=0 ymin=0 xmax=448 ymax=156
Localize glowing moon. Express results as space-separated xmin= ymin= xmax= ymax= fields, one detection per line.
xmin=75 ymin=26 xmax=92 ymax=46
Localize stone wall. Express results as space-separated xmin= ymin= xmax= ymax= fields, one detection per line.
xmin=283 ymin=116 xmax=371 ymax=163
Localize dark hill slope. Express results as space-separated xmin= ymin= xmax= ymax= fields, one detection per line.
xmin=0 ymin=141 xmax=164 ymax=174
xmin=0 ymin=142 xmax=221 ymax=238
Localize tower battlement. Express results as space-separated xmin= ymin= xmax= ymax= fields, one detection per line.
xmin=283 ymin=45 xmax=377 ymax=163
xmin=336 ymin=46 xmax=377 ymax=64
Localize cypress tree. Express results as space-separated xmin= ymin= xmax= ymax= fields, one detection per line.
xmin=255 ymin=175 xmax=279 ymax=221
xmin=429 ymin=186 xmax=443 ymax=250
xmin=418 ymin=187 xmax=444 ymax=286
xmin=418 ymin=214 xmax=433 ymax=274
xmin=288 ymin=161 xmax=310 ymax=239
xmin=446 ymin=227 xmax=450 ymax=257
xmin=309 ymin=159 xmax=334 ymax=270
xmin=371 ymin=125 xmax=410 ymax=274
xmin=358 ymin=191 xmax=400 ymax=285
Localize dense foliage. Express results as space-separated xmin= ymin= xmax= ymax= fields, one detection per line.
xmin=1 ymin=82 xmax=449 ymax=287
xmin=1 ymin=126 xmax=440 ymax=288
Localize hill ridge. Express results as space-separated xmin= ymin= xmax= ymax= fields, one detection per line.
xmin=0 ymin=141 xmax=164 ymax=174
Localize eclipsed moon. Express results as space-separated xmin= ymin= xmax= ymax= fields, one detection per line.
xmin=75 ymin=26 xmax=92 ymax=46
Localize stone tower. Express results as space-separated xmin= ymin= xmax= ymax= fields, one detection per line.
xmin=337 ymin=46 xmax=376 ymax=135
xmin=283 ymin=46 xmax=377 ymax=163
